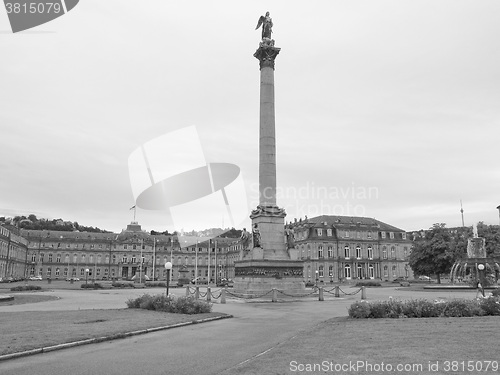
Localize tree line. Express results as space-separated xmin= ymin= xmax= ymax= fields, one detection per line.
xmin=409 ymin=222 xmax=500 ymax=283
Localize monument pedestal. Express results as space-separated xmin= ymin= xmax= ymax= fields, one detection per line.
xmin=233 ymin=259 xmax=305 ymax=296
xmin=234 ymin=205 xmax=304 ymax=296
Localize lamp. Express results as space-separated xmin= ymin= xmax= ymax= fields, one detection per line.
xmin=164 ymin=262 xmax=172 ymax=297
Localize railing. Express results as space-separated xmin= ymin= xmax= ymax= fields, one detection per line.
xmin=184 ymin=285 xmax=367 ymax=303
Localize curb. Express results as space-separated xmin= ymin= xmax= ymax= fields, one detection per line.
xmin=0 ymin=314 xmax=233 ymax=362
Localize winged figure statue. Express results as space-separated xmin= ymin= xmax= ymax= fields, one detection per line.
xmin=255 ymin=11 xmax=273 ymax=40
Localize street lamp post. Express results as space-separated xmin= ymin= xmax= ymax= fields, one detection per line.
xmin=164 ymin=262 xmax=172 ymax=298
xmin=315 ymin=270 xmax=319 ymax=288
xmin=85 ymin=268 xmax=89 ymax=285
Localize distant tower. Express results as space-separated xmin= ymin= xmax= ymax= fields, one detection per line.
xmin=460 ymin=200 xmax=465 ymax=227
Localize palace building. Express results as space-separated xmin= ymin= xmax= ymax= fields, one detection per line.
xmin=288 ymin=215 xmax=413 ymax=282
xmin=21 ymin=222 xmax=238 ymax=283
xmin=4 ymin=215 xmax=413 ymax=284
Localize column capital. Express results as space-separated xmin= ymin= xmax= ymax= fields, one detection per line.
xmin=254 ymin=44 xmax=281 ymax=70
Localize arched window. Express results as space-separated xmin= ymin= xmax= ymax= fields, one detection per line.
xmin=344 ymin=246 xmax=350 ymax=258
xmin=344 ymin=264 xmax=351 ymax=279
xmin=368 ymin=265 xmax=374 ymax=278
xmin=356 ymin=246 xmax=361 ymax=259
xmin=382 ymin=246 xmax=387 ymax=259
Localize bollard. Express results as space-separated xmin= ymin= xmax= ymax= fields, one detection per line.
xmin=361 ymin=286 xmax=366 ymax=300
xmin=195 ymin=286 xmax=200 ymax=299
xmin=207 ymin=287 xmax=211 ymax=302
xmin=185 ymin=285 xmax=190 ymax=297
xmin=221 ymin=288 xmax=226 ymax=304
xmin=272 ymin=288 xmax=277 ymax=302
xmin=319 ymin=287 xmax=324 ymax=301
xmin=334 ymin=285 xmax=339 ymax=297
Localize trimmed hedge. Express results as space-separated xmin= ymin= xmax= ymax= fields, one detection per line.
xmin=348 ymin=296 xmax=500 ymax=319
xmin=355 ymin=281 xmax=382 ymax=287
xmin=112 ymin=281 xmax=134 ymax=288
xmin=80 ymin=283 xmax=104 ymax=289
xmin=145 ymin=282 xmax=167 ymax=288
xmin=126 ymin=294 xmax=212 ymax=314
xmin=10 ymin=285 xmax=42 ymax=291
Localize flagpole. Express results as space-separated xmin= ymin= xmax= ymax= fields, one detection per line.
xmin=214 ymin=240 xmax=217 ymax=285
xmin=152 ymin=237 xmax=156 ymax=281
xmin=170 ymin=239 xmax=173 ymax=284
xmin=195 ymin=241 xmax=198 ymax=286
xmin=140 ymin=239 xmax=143 ymax=283
xmin=207 ymin=239 xmax=211 ymax=286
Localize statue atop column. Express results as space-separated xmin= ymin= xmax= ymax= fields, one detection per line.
xmin=255 ymin=11 xmax=275 ymax=47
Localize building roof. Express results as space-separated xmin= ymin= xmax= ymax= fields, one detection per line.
xmin=290 ymin=215 xmax=406 ymax=232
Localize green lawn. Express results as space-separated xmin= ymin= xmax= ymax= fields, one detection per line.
xmin=225 ymin=316 xmax=500 ymax=375
xmin=0 ymin=308 xmax=229 ymax=356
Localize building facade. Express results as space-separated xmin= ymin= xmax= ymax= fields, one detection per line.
xmin=15 ymin=215 xmax=413 ymax=283
xmin=287 ymin=215 xmax=413 ymax=283
xmin=21 ymin=222 xmax=238 ymax=283
xmin=0 ymin=224 xmax=29 ymax=279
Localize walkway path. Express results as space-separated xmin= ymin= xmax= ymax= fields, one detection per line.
xmin=0 ymin=286 xmax=479 ymax=375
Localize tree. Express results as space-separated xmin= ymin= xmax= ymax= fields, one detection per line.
xmin=409 ymin=223 xmax=455 ymax=283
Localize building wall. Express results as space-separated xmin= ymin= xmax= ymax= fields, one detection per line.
xmin=0 ymin=224 xmax=28 ymax=279
xmin=21 ymin=223 xmax=239 ymax=283
xmin=289 ymin=216 xmax=413 ymax=282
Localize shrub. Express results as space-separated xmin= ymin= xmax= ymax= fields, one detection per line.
xmin=112 ymin=281 xmax=134 ymax=288
xmin=348 ymin=301 xmax=371 ymax=318
xmin=348 ymin=297 xmax=500 ymax=319
xmin=145 ymin=282 xmax=167 ymax=288
xmin=126 ymin=294 xmax=212 ymax=314
xmin=479 ymin=296 xmax=500 ymax=316
xmin=10 ymin=285 xmax=42 ymax=292
xmin=401 ymin=299 xmax=440 ymax=318
xmin=441 ymin=299 xmax=483 ymax=317
xmin=355 ymin=281 xmax=381 ymax=287
xmin=491 ymin=288 xmax=500 ymax=297
xmin=80 ymin=283 xmax=103 ymax=289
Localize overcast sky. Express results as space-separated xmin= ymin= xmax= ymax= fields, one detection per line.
xmin=1 ymin=0 xmax=499 ymax=234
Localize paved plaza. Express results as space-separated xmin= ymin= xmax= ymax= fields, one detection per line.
xmin=0 ymin=284 xmax=481 ymax=375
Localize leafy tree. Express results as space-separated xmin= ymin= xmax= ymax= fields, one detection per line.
xmin=409 ymin=223 xmax=455 ymax=283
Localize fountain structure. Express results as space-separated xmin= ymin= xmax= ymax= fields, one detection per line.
xmin=450 ymin=224 xmax=500 ymax=286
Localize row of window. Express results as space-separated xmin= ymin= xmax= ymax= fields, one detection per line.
xmin=298 ymin=229 xmax=408 ymax=240
xmin=307 ymin=264 xmax=401 ymax=279
xmin=301 ymin=245 xmax=409 ymax=260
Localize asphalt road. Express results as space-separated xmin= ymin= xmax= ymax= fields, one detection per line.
xmin=0 ymin=286 xmax=479 ymax=375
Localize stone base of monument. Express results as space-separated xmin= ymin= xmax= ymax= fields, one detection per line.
xmin=233 ymin=259 xmax=305 ymax=297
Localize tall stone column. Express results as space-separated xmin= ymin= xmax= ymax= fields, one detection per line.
xmin=255 ymin=46 xmax=280 ymax=207
xmin=251 ymin=44 xmax=287 ymax=259
xmin=233 ymin=15 xmax=304 ymax=296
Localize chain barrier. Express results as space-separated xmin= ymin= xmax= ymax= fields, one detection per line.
xmin=276 ymin=289 xmax=317 ymax=298
xmin=198 ymin=290 xmax=208 ymax=298
xmin=184 ymin=285 xmax=365 ymax=302
xmin=210 ymin=290 xmax=222 ymax=299
xmin=225 ymin=289 xmax=274 ymax=299
xmin=337 ymin=287 xmax=363 ymax=296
